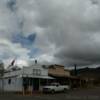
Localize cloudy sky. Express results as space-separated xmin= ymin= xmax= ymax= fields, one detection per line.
xmin=0 ymin=0 xmax=100 ymax=67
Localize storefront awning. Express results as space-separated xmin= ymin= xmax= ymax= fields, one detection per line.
xmin=22 ymin=74 xmax=55 ymax=79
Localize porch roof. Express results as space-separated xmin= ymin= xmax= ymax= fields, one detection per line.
xmin=22 ymin=74 xmax=55 ymax=79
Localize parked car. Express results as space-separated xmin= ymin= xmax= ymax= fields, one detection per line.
xmin=43 ymin=82 xmax=70 ymax=93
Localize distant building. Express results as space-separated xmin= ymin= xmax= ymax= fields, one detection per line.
xmin=48 ymin=64 xmax=87 ymax=88
xmin=48 ymin=64 xmax=71 ymax=85
xmin=48 ymin=64 xmax=70 ymax=77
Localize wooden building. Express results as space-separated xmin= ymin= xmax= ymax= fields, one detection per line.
xmin=48 ymin=64 xmax=87 ymax=88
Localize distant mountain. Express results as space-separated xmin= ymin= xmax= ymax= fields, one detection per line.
xmin=71 ymin=67 xmax=100 ymax=79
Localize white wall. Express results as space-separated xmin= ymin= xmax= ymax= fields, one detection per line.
xmin=4 ymin=65 xmax=48 ymax=78
xmin=23 ymin=65 xmax=48 ymax=76
xmin=4 ymin=70 xmax=22 ymax=78
xmin=4 ymin=77 xmax=22 ymax=92
xmin=1 ymin=64 xmax=49 ymax=92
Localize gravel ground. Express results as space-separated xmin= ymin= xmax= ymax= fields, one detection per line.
xmin=0 ymin=87 xmax=100 ymax=100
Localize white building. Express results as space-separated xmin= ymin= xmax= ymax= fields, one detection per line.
xmin=0 ymin=64 xmax=54 ymax=92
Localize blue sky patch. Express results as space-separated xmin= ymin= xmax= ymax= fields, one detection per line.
xmin=12 ymin=33 xmax=36 ymax=48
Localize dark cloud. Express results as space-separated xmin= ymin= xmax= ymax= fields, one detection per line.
xmin=7 ymin=0 xmax=17 ymax=11
xmin=31 ymin=0 xmax=100 ymax=66
xmin=1 ymin=0 xmax=100 ymax=67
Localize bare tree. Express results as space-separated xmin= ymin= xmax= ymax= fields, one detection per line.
xmin=0 ymin=62 xmax=4 ymax=77
xmin=0 ymin=62 xmax=4 ymax=92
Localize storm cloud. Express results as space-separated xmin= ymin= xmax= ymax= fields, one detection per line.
xmin=0 ymin=0 xmax=100 ymax=67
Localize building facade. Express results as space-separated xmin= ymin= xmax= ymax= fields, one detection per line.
xmin=48 ymin=64 xmax=70 ymax=77
xmin=0 ymin=64 xmax=87 ymax=93
xmin=0 ymin=64 xmax=54 ymax=93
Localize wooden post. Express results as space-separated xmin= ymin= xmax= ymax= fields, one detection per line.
xmin=39 ymin=78 xmax=40 ymax=92
xmin=47 ymin=79 xmax=48 ymax=85
xmin=31 ymin=79 xmax=33 ymax=95
xmin=68 ymin=78 xmax=71 ymax=89
xmin=29 ymin=77 xmax=31 ymax=95
xmin=22 ymin=77 xmax=25 ymax=96
xmin=80 ymin=79 xmax=81 ymax=88
xmin=22 ymin=87 xmax=24 ymax=95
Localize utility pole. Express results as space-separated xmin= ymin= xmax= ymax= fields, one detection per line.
xmin=74 ymin=64 xmax=77 ymax=76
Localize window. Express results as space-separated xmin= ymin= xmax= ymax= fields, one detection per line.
xmin=8 ymin=79 xmax=11 ymax=84
xmin=33 ymin=69 xmax=41 ymax=76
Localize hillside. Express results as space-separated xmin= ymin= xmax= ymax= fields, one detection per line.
xmin=71 ymin=67 xmax=100 ymax=79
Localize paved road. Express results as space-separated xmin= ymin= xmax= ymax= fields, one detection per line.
xmin=0 ymin=87 xmax=100 ymax=100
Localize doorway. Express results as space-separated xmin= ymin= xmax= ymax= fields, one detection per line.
xmin=33 ymin=78 xmax=39 ymax=91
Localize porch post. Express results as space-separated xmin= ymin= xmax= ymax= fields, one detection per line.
xmin=22 ymin=77 xmax=25 ymax=96
xmin=39 ymin=78 xmax=40 ymax=92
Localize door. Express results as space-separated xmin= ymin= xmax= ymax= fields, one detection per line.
xmin=23 ymin=77 xmax=29 ymax=92
xmin=33 ymin=78 xmax=39 ymax=91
